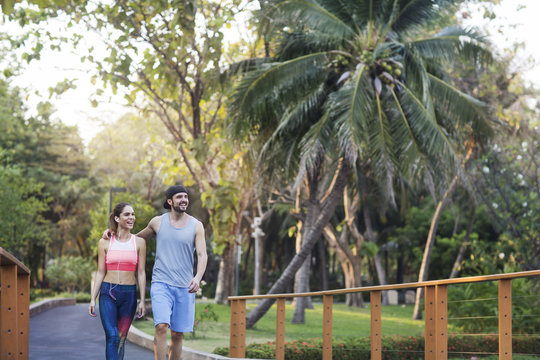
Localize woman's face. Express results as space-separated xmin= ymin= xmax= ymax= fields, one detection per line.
xmin=116 ymin=205 xmax=135 ymax=229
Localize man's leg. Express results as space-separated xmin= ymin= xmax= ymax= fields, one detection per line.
xmin=153 ymin=323 xmax=169 ymax=360
xmin=169 ymin=330 xmax=183 ymax=360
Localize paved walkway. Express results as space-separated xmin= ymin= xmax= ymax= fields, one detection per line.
xmin=30 ymin=303 xmax=154 ymax=360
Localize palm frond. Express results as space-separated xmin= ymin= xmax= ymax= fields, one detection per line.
xmin=330 ymin=64 xmax=374 ymax=164
xmin=397 ymin=81 xmax=458 ymax=166
xmin=391 ymin=0 xmax=455 ymax=32
xmin=223 ymin=58 xmax=273 ymax=79
xmin=427 ymin=73 xmax=493 ymax=139
xmin=299 ymin=109 xmax=336 ymax=171
xmin=409 ymin=26 xmax=492 ymax=66
xmin=272 ymin=0 xmax=356 ymax=40
xmin=228 ymin=52 xmax=328 ymax=136
xmin=402 ymin=46 xmax=431 ymax=104
xmin=277 ymin=31 xmax=347 ymax=60
xmin=388 ymin=87 xmax=424 ymax=162
xmin=256 ymin=83 xmax=328 ymax=179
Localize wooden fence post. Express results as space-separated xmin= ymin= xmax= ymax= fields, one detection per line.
xmin=1 ymin=264 xmax=18 ymax=360
xmin=229 ymin=299 xmax=246 ymax=358
xmin=425 ymin=286 xmax=436 ymax=360
xmin=276 ymin=298 xmax=286 ymax=360
xmin=322 ymin=295 xmax=333 ymax=360
xmin=370 ymin=290 xmax=382 ymax=360
xmin=436 ymin=285 xmax=448 ymax=360
xmin=498 ymin=279 xmax=512 ymax=360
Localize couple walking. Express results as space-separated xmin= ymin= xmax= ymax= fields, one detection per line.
xmin=89 ymin=185 xmax=208 ymax=360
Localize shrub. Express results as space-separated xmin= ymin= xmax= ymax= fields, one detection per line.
xmin=45 ymin=256 xmax=94 ymax=293
xmin=30 ymin=288 xmax=55 ymax=301
xmin=190 ymin=303 xmax=219 ymax=338
xmin=214 ymin=335 xmax=540 ymax=359
xmin=448 ymin=279 xmax=540 ymax=334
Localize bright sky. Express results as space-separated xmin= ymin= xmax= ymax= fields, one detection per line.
xmin=5 ymin=0 xmax=540 ymax=145
xmin=462 ymin=0 xmax=540 ymax=86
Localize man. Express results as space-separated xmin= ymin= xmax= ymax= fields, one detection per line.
xmin=108 ymin=185 xmax=207 ymax=360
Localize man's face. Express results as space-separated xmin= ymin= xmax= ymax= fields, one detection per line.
xmin=170 ymin=192 xmax=189 ymax=213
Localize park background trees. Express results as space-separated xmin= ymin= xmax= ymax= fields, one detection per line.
xmin=0 ymin=0 xmax=538 ymax=330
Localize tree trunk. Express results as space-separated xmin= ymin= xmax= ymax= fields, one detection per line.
xmin=292 ymin=256 xmax=312 ymax=323
xmin=292 ymin=170 xmax=321 ymax=322
xmin=412 ymin=175 xmax=458 ymax=319
xmin=214 ymin=243 xmax=236 ymax=304
xmin=245 ymin=161 xmax=351 ymax=328
xmin=359 ymin=172 xmax=389 ymax=305
xmin=412 ymin=146 xmax=474 ymax=319
xmin=318 ymin=238 xmax=329 ymax=291
xmin=324 ymin=226 xmax=357 ymax=305
xmin=450 ymin=205 xmax=476 ymax=278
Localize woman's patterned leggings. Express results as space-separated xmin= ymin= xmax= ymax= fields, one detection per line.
xmin=99 ymin=282 xmax=137 ymax=360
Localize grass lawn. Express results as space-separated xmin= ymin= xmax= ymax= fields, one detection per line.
xmin=132 ymin=301 xmax=429 ymax=353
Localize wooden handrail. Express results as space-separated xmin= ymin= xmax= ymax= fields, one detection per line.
xmin=229 ymin=270 xmax=540 ymax=300
xmin=228 ymin=269 xmax=540 ymax=360
xmin=1 ymin=247 xmax=31 ymax=360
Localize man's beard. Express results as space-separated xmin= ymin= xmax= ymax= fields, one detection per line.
xmin=173 ymin=204 xmax=187 ymax=213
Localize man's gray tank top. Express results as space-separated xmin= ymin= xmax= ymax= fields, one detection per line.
xmin=152 ymin=213 xmax=196 ymax=288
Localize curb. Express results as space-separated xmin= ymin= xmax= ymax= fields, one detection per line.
xmin=29 ymin=298 xmax=76 ymax=317
xmin=128 ymin=325 xmax=251 ymax=360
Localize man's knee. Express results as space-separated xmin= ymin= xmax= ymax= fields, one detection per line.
xmin=170 ymin=330 xmax=183 ymax=341
xmin=155 ymin=323 xmax=169 ymax=337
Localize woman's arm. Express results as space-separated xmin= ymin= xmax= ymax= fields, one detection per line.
xmin=136 ymin=236 xmax=146 ymax=318
xmin=89 ymin=239 xmax=108 ymax=316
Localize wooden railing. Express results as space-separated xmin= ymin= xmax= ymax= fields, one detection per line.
xmin=0 ymin=247 xmax=31 ymax=360
xmin=228 ymin=270 xmax=540 ymax=360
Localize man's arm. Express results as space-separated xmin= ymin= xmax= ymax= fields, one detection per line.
xmin=136 ymin=216 xmax=160 ymax=241
xmin=188 ymin=221 xmax=208 ymax=293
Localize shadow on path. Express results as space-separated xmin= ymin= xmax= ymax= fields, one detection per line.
xmin=30 ymin=303 xmax=154 ymax=360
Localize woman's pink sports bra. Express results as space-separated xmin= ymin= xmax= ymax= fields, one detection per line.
xmin=105 ymin=234 xmax=138 ymax=272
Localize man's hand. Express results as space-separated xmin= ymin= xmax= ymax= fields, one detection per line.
xmin=188 ymin=278 xmax=200 ymax=293
xmin=137 ymin=301 xmax=146 ymax=318
xmin=102 ymin=229 xmax=112 ymax=240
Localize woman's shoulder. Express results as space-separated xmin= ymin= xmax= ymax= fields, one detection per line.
xmin=98 ymin=237 xmax=110 ymax=250
xmin=134 ymin=235 xmax=146 ymax=247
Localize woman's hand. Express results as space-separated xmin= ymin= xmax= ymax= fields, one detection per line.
xmin=89 ymin=300 xmax=97 ymax=317
xmin=137 ymin=301 xmax=146 ymax=318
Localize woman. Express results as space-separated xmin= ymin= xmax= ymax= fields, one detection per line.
xmin=89 ymin=202 xmax=146 ymax=360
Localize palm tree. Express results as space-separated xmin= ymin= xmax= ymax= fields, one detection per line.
xmin=228 ymin=0 xmax=492 ymax=328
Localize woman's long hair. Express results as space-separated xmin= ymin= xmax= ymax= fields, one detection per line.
xmin=109 ymin=202 xmax=131 ymax=236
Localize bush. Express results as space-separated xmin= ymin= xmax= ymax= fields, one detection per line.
xmin=191 ymin=304 xmax=219 ymax=338
xmin=30 ymin=289 xmax=91 ymax=303
xmin=448 ymin=279 xmax=540 ymax=334
xmin=30 ymin=288 xmax=55 ymax=301
xmin=214 ymin=335 xmax=540 ymax=359
xmin=45 ymin=256 xmax=94 ymax=293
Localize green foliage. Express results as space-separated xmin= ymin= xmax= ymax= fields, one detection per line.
xmin=0 ymin=163 xmax=50 ymax=257
xmin=471 ymin=128 xmax=540 ymax=271
xmin=214 ymin=335 xmax=540 ymax=359
xmin=29 ymin=288 xmax=55 ymax=302
xmin=228 ymin=0 xmax=494 ymax=201
xmin=191 ymin=304 xmax=219 ymax=339
xmin=30 ymin=288 xmax=91 ymax=303
xmin=448 ymin=279 xmax=540 ymax=335
xmin=45 ymin=256 xmax=94 ymax=293
xmin=201 ymin=180 xmax=239 ymax=254
xmin=86 ymin=113 xmax=171 ymax=198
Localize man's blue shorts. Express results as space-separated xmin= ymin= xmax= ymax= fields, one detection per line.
xmin=151 ymin=281 xmax=196 ymax=333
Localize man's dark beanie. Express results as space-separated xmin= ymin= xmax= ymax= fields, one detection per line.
xmin=163 ymin=185 xmax=188 ymax=209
